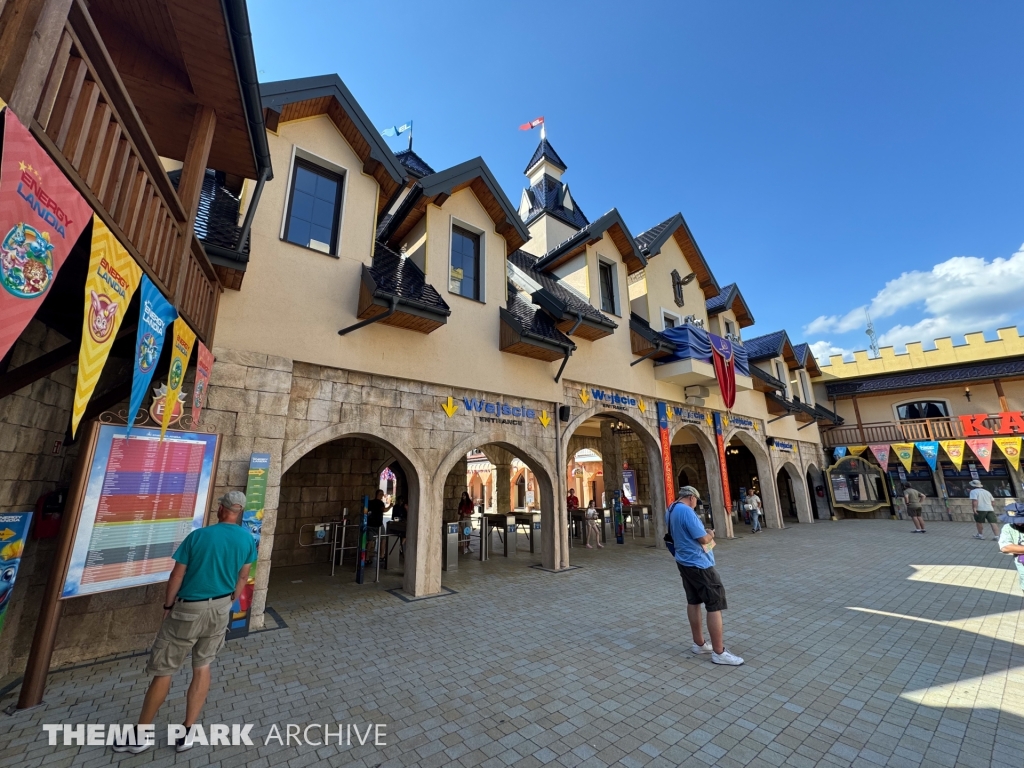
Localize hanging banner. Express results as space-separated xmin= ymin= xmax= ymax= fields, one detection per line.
xmin=916 ymin=441 xmax=939 ymax=471
xmin=227 ymin=452 xmax=269 ymax=640
xmin=709 ymin=334 xmax=736 ymax=410
xmin=0 ymin=109 xmax=93 ymax=360
xmin=940 ymin=440 xmax=966 ymax=471
xmin=848 ymin=445 xmax=867 ymax=457
xmin=713 ymin=411 xmax=733 ymax=515
xmin=656 ymin=402 xmax=676 ymax=507
xmin=192 ymin=342 xmax=214 ymax=424
xmin=994 ymin=436 xmax=1022 ymax=471
xmin=0 ymin=511 xmax=33 ymax=637
xmin=160 ymin=317 xmax=196 ymax=439
xmin=966 ymin=439 xmax=993 ymax=472
xmin=833 ymin=446 xmax=848 ymax=460
xmin=71 ymin=216 xmax=142 ymax=436
xmin=126 ymin=275 xmax=176 ymax=433
xmin=869 ymin=444 xmax=891 ymax=467
xmin=892 ymin=443 xmax=915 ymax=472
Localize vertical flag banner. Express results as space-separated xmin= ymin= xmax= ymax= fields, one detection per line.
xmin=227 ymin=452 xmax=269 ymax=639
xmin=833 ymin=446 xmax=848 ymax=460
xmin=940 ymin=440 xmax=966 ymax=471
xmin=160 ymin=317 xmax=196 ymax=439
xmin=0 ymin=511 xmax=33 ymax=637
xmin=713 ymin=412 xmax=733 ymax=515
xmin=966 ymin=439 xmax=993 ymax=471
xmin=127 ymin=275 xmax=176 ymax=433
xmin=994 ymin=437 xmax=1022 ymax=471
xmin=848 ymin=445 xmax=867 ymax=457
xmin=656 ymin=402 xmax=676 ymax=507
xmin=709 ymin=334 xmax=737 ymax=409
xmin=0 ymin=109 xmax=92 ymax=360
xmin=892 ymin=443 xmax=915 ymax=472
xmin=869 ymin=444 xmax=891 ymax=467
xmin=916 ymin=441 xmax=939 ymax=471
xmin=71 ymin=217 xmax=142 ymax=436
xmin=192 ymin=342 xmax=214 ymax=424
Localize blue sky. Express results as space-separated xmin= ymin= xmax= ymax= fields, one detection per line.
xmin=248 ymin=1 xmax=1024 ymax=363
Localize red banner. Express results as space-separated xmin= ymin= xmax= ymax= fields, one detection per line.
xmin=0 ymin=109 xmax=92 ymax=359
xmin=657 ymin=402 xmax=676 ymax=507
xmin=710 ymin=334 xmax=736 ymax=409
xmin=192 ymin=341 xmax=214 ymax=424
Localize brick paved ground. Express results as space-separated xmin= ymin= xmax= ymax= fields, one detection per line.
xmin=2 ymin=519 xmax=1023 ymax=767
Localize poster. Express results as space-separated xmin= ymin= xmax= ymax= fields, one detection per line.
xmin=127 ymin=276 xmax=177 ymax=433
xmin=160 ymin=317 xmax=196 ymax=440
xmin=227 ymin=452 xmax=269 ymax=639
xmin=622 ymin=469 xmax=637 ymax=503
xmin=61 ymin=424 xmax=219 ymax=598
xmin=0 ymin=109 xmax=92 ymax=360
xmin=0 ymin=511 xmax=33 ymax=637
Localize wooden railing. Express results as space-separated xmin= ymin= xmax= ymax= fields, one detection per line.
xmin=20 ymin=2 xmax=219 ymax=341
xmin=822 ymin=416 xmax=1003 ymax=447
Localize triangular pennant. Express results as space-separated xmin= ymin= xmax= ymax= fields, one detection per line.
xmin=848 ymin=445 xmax=867 ymax=457
xmin=160 ymin=317 xmax=196 ymax=439
xmin=916 ymin=441 xmax=939 ymax=471
xmin=192 ymin=341 xmax=214 ymax=424
xmin=940 ymin=440 xmax=965 ymax=471
xmin=892 ymin=443 xmax=915 ymax=472
xmin=127 ymin=275 xmax=177 ymax=433
xmin=869 ymin=444 xmax=890 ymax=467
xmin=966 ymin=439 xmax=993 ymax=472
xmin=994 ymin=437 xmax=1022 ymax=471
xmin=833 ymin=446 xmax=848 ymax=460
xmin=71 ymin=216 xmax=142 ymax=436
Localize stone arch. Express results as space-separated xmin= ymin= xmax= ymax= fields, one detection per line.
xmin=726 ymin=428 xmax=781 ymax=529
xmin=670 ymin=422 xmax=730 ymax=536
xmin=777 ymin=460 xmax=812 ymax=523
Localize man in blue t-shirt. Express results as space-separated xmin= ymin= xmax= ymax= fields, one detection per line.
xmin=667 ymin=486 xmax=744 ymax=666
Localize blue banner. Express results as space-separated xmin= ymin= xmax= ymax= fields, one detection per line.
xmin=916 ymin=441 xmax=939 ymax=471
xmin=0 ymin=511 xmax=33 ymax=637
xmin=127 ymin=276 xmax=177 ymax=433
xmin=834 ymin=446 xmax=848 ymax=460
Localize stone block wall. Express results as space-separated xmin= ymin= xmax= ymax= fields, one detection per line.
xmin=619 ymin=431 xmax=651 ymax=503
xmin=671 ymin=445 xmax=711 ymax=502
xmin=443 ymin=457 xmax=468 ymax=522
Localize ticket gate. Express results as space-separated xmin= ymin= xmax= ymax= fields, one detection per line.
xmin=515 ymin=512 xmax=542 ymax=555
xmin=479 ymin=513 xmax=516 ymax=560
xmin=442 ymin=521 xmax=459 ymax=571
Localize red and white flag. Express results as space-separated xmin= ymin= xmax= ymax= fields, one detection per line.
xmin=519 ymin=116 xmax=544 ymax=131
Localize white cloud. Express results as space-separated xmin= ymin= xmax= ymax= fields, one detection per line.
xmin=803 ymin=243 xmax=1024 ymax=348
xmin=808 ymin=340 xmax=855 ymax=364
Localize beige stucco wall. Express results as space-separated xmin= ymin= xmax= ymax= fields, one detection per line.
xmin=641 ymin=236 xmax=710 ymax=331
xmin=826 ymin=381 xmax=1023 ymax=427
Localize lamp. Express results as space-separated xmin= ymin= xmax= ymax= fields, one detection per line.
xmin=964 ymin=387 xmax=972 ymax=403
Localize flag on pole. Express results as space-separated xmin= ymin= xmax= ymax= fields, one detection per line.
xmin=381 ymin=121 xmax=412 ymax=137
xmin=519 ymin=116 xmax=544 ymax=130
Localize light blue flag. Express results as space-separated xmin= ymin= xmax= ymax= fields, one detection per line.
xmin=833 ymin=446 xmax=848 ymax=460
xmin=916 ymin=441 xmax=939 ymax=471
xmin=127 ymin=275 xmax=177 ymax=433
xmin=381 ymin=121 xmax=412 ymax=138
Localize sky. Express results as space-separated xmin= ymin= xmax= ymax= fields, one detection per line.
xmin=248 ymin=1 xmax=1024 ymax=364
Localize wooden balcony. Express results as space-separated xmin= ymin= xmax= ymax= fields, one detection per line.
xmin=821 ymin=416 xmax=1002 ymax=448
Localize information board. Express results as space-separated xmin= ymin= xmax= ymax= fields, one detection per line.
xmin=62 ymin=424 xmax=219 ymax=599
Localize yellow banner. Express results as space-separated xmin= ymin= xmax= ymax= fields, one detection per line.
xmin=940 ymin=440 xmax=966 ymax=471
xmin=892 ymin=443 xmax=915 ymax=472
xmin=160 ymin=316 xmax=196 ymax=439
xmin=71 ymin=216 xmax=142 ymax=436
xmin=848 ymin=445 xmax=867 ymax=456
xmin=994 ymin=437 xmax=1022 ymax=471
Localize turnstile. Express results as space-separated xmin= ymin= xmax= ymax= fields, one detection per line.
xmin=480 ymin=513 xmax=516 ymax=559
xmin=442 ymin=521 xmax=459 ymax=571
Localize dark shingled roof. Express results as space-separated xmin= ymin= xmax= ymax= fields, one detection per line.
xmin=633 ymin=213 xmax=720 ymax=299
xmin=507 ymin=250 xmax=608 ymax=326
xmin=743 ymin=330 xmax=792 ymax=362
xmin=504 ymin=282 xmax=574 ymax=349
xmin=169 ymin=169 xmax=247 ymax=263
xmin=395 ymin=149 xmax=435 ymax=179
xmin=705 ymin=282 xmax=755 ymax=328
xmin=534 ymin=208 xmax=646 ymax=274
xmin=750 ymin=364 xmax=786 ymax=391
xmin=522 ymin=174 xmax=589 ymax=230
xmin=368 ymin=242 xmax=450 ymax=314
xmin=634 ymin=217 xmax=672 ymax=252
xmin=825 ymin=357 xmax=1024 ymax=398
xmin=793 ymin=342 xmax=821 ymax=376
xmin=524 ymin=138 xmax=567 ymax=174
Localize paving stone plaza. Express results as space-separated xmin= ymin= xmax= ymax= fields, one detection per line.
xmin=2 ymin=520 xmax=1023 ymax=768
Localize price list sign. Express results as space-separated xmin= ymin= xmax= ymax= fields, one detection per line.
xmin=62 ymin=424 xmax=219 ymax=598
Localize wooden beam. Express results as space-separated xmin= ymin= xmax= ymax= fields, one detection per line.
xmin=994 ymin=378 xmax=1009 ymax=412
xmin=851 ymin=395 xmax=864 ymax=443
xmin=7 ymin=0 xmax=74 ymax=120
xmin=174 ymin=105 xmax=216 ymax=306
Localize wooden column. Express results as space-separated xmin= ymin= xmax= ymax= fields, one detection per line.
xmin=4 ymin=0 xmax=74 ymax=120
xmin=173 ymin=105 xmax=216 ymax=303
xmin=851 ymin=396 xmax=864 ymax=443
xmin=994 ymin=378 xmax=1009 ymax=413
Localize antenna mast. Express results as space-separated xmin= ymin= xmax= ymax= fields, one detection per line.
xmin=865 ymin=311 xmax=880 ymax=357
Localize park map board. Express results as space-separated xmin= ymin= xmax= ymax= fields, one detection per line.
xmin=62 ymin=424 xmax=219 ymax=599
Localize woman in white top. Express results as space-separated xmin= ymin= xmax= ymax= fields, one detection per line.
xmin=585 ymin=500 xmax=604 ymax=549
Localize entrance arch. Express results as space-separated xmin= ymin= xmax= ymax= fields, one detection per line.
xmin=669 ymin=422 xmax=730 ymax=537
xmin=777 ymin=460 xmax=812 ymax=523
xmin=726 ymin=429 xmax=781 ymax=528
xmin=806 ymin=463 xmax=827 ymax=520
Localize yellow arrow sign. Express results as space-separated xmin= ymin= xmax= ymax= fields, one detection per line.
xmin=0 ymin=528 xmax=14 ymax=542
xmin=538 ymin=410 xmax=551 ymax=428
xmin=441 ymin=396 xmax=459 ymax=418
xmin=665 ymin=405 xmax=672 ymax=420
xmin=579 ymin=389 xmax=589 ymax=405
xmin=637 ymin=398 xmax=646 ymax=414
xmin=249 ymin=469 xmax=265 ymax=476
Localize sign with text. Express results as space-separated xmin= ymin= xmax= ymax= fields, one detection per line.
xmin=0 ymin=511 xmax=33 ymax=636
xmin=227 ymin=453 xmax=269 ymax=639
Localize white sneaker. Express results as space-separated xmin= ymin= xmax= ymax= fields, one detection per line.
xmin=111 ymin=726 xmax=152 ymax=754
xmin=993 ymin=536 xmax=1000 ymax=541
xmin=175 ymin=727 xmax=196 ymax=753
xmin=973 ymin=534 xmax=984 ymax=539
xmin=711 ymin=648 xmax=745 ymax=666
xmin=691 ymin=640 xmax=713 ymax=655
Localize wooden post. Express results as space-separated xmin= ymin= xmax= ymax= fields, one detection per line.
xmin=173 ymin=105 xmax=216 ymax=304
xmin=994 ymin=378 xmax=1009 ymax=413
xmin=851 ymin=396 xmax=864 ymax=443
xmin=6 ymin=0 xmax=74 ymax=121
xmin=17 ymin=419 xmax=99 ymax=709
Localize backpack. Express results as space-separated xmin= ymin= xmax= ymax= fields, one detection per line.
xmin=664 ymin=502 xmax=685 ymax=556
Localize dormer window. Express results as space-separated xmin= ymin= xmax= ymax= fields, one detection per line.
xmin=724 ymin=319 xmax=736 ymax=337
xmin=284 ymin=159 xmax=343 ymax=255
xmin=450 ymin=224 xmax=482 ymax=301
xmin=598 ymin=261 xmax=616 ymax=314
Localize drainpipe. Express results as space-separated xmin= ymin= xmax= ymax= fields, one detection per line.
xmin=630 ymin=339 xmax=664 ymax=367
xmin=235 ymin=166 xmax=270 ymax=253
xmin=554 ymin=311 xmax=584 ymax=383
xmin=338 ymin=295 xmax=399 ymax=336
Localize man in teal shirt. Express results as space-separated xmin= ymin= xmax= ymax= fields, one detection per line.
xmin=114 ymin=491 xmax=256 ymax=754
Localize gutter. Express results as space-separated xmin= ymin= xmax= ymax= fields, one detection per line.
xmin=235 ymin=166 xmax=270 ymax=253
xmin=222 ymin=0 xmax=273 ymax=180
xmin=554 ymin=311 xmax=585 ymax=383
xmin=338 ymin=296 xmax=399 ymax=336
xmin=630 ymin=339 xmax=664 ymax=367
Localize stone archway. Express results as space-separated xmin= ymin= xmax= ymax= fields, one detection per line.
xmin=806 ymin=463 xmax=828 ymax=520
xmin=778 ymin=460 xmax=812 ymax=523
xmin=726 ymin=428 xmax=781 ymax=529
xmin=669 ymin=422 xmax=730 ymax=537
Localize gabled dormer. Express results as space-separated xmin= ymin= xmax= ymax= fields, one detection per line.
xmin=706 ymin=283 xmax=755 ymax=340
xmin=518 ymin=138 xmax=590 ymax=256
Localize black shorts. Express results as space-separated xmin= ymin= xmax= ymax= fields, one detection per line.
xmin=677 ymin=563 xmax=728 ymax=612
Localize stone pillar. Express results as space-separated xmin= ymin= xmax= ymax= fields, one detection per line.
xmin=600 ymin=421 xmax=623 ymax=505
xmin=483 ymin=447 xmax=514 ymax=514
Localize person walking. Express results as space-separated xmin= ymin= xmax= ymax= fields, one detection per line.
xmin=458 ymin=491 xmax=475 ymax=554
xmin=585 ymin=499 xmax=604 ymax=549
xmin=969 ymin=480 xmax=1000 ymax=540
xmin=903 ymin=486 xmax=927 ymax=532
xmin=748 ymin=491 xmax=762 ymax=533
xmin=666 ymin=486 xmax=743 ymax=666
xmin=113 ymin=491 xmax=257 ymax=754
xmin=998 ymin=501 xmax=1024 ymax=594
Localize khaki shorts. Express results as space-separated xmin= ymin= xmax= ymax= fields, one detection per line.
xmin=974 ymin=509 xmax=999 ymax=525
xmin=146 ymin=596 xmax=232 ymax=676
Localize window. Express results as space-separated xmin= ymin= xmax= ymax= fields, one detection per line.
xmin=888 ymin=461 xmax=938 ymax=497
xmin=662 ymin=311 xmax=678 ymax=330
xmin=942 ymin=459 xmax=1016 ymax=498
xmin=450 ymin=225 xmax=481 ymax=300
xmin=896 ymin=401 xmax=949 ymax=420
xmin=799 ymin=371 xmax=814 ymax=406
xmin=284 ymin=159 xmax=343 ymax=254
xmin=599 ymin=261 xmax=616 ymax=314
xmin=775 ymin=361 xmax=788 ymax=398
xmin=724 ymin=319 xmax=736 ymax=337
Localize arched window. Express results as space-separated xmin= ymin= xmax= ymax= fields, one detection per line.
xmin=895 ymin=400 xmax=949 ymax=421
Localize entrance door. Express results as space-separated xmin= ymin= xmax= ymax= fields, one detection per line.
xmin=777 ymin=470 xmax=797 ymax=518
xmin=807 ymin=470 xmax=820 ymax=519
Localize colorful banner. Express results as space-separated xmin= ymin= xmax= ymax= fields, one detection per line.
xmin=994 ymin=436 xmax=1022 ymax=471
xmin=940 ymin=440 xmax=966 ymax=471
xmin=833 ymin=446 xmax=848 ymax=460
xmin=192 ymin=342 xmax=214 ymax=424
xmin=71 ymin=216 xmax=142 ymax=436
xmin=869 ymin=444 xmax=890 ymax=467
xmin=160 ymin=317 xmax=196 ymax=440
xmin=0 ymin=109 xmax=93 ymax=360
xmin=848 ymin=445 xmax=867 ymax=457
xmin=713 ymin=411 xmax=733 ymax=515
xmin=127 ymin=275 xmax=177 ymax=433
xmin=892 ymin=443 xmax=915 ymax=472
xmin=656 ymin=402 xmax=676 ymax=507
xmin=966 ymin=438 xmax=993 ymax=471
xmin=227 ymin=452 xmax=269 ymax=639
xmin=709 ymin=334 xmax=736 ymax=410
xmin=916 ymin=441 xmax=939 ymax=471
xmin=0 ymin=511 xmax=33 ymax=637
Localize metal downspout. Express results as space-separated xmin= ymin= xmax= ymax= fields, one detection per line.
xmin=554 ymin=311 xmax=584 ymax=383
xmin=338 ymin=296 xmax=399 ymax=336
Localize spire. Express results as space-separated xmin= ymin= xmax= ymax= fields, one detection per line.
xmin=524 ymin=138 xmax=567 ymax=178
